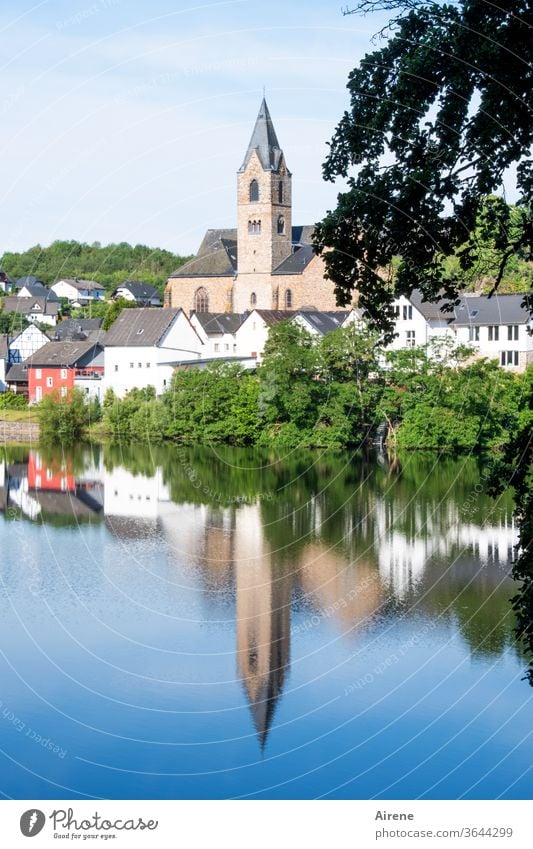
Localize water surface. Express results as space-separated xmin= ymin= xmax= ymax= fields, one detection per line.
xmin=0 ymin=444 xmax=530 ymax=799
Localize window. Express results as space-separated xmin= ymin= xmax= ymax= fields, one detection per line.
xmin=130 ymin=362 xmax=134 ymax=368
xmin=46 ymin=468 xmax=53 ymax=480
xmin=224 ymin=344 xmax=229 ymax=352
xmin=60 ymin=386 xmax=68 ymax=398
xmin=146 ymin=363 xmax=150 ymax=368
xmin=469 ymin=326 xmax=480 ymax=342
xmin=403 ymin=305 xmax=413 ymax=320
xmin=393 ymin=305 xmax=400 ymax=317
xmin=36 ymin=368 xmax=42 ymax=379
xmin=501 ymin=351 xmax=519 ymax=367
xmin=406 ymin=330 xmax=416 ymax=348
xmin=46 ymin=376 xmax=53 ymax=388
xmin=35 ymin=474 xmax=41 ymax=488
xmin=214 ymin=343 xmax=220 ymax=352
xmin=249 ymin=179 xmax=259 ymax=202
xmin=488 ymin=325 xmax=499 ymax=341
xmin=278 ymin=181 xmax=283 ymax=203
xmin=138 ymin=362 xmax=142 ymax=368
xmin=61 ymin=368 xmax=68 ymax=379
xmin=250 ymin=292 xmax=257 ymax=307
xmin=508 ymin=324 xmax=519 ymax=340
xmin=194 ymin=286 xmax=209 ymax=313
xmin=114 ymin=364 xmax=118 ymax=372
xmin=285 ymin=289 xmax=293 ymax=309
xmin=248 ymin=219 xmax=261 ymax=234
xmin=233 ymin=344 xmax=237 ymax=353
xmin=36 ymin=386 xmax=42 ymax=402
xmin=277 ymin=215 xmax=285 ymax=234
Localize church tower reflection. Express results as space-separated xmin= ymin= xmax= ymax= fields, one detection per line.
xmin=234 ymin=505 xmax=292 ymax=748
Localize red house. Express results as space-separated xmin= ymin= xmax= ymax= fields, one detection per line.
xmin=26 ymin=340 xmax=104 ymax=403
xmin=27 ymin=451 xmax=75 ymax=492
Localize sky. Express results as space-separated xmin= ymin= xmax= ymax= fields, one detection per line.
xmin=0 ymin=0 xmax=391 ymax=258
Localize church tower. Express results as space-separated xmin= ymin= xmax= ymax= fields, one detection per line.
xmin=237 ymin=99 xmax=292 ymax=276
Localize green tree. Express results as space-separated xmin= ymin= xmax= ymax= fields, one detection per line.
xmin=313 ymin=0 xmax=532 ymax=340
xmin=38 ymin=389 xmax=93 ymax=441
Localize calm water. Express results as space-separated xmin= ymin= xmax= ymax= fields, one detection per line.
xmin=0 ymin=443 xmax=531 ymax=800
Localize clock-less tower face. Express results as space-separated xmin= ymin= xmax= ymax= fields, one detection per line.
xmin=237 ymin=99 xmax=292 ymax=276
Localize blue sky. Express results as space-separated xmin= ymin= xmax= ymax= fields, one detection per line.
xmin=0 ymin=0 xmax=390 ymax=257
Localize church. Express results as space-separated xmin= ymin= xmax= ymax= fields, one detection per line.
xmin=164 ymin=98 xmax=347 ymax=314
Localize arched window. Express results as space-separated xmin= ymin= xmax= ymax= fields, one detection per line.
xmin=284 ymin=289 xmax=292 ymax=309
xmin=278 ymin=181 xmax=283 ymax=203
xmin=248 ymin=220 xmax=261 ymax=235
xmin=250 ymin=292 xmax=257 ymax=307
xmin=194 ymin=286 xmax=209 ymax=313
xmin=249 ymin=180 xmax=259 ymax=202
xmin=277 ymin=215 xmax=285 ymax=235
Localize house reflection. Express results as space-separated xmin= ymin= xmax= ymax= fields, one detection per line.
xmin=0 ymin=448 xmax=521 ymax=745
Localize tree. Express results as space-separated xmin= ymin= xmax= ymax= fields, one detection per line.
xmin=313 ymin=0 xmax=532 ymax=341
xmin=101 ymin=298 xmax=137 ymax=331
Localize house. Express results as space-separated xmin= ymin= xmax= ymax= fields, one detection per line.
xmin=386 ymin=291 xmax=456 ymax=352
xmin=452 ymin=293 xmax=532 ymax=371
xmin=14 ymin=275 xmax=45 ymax=292
xmin=51 ymin=278 xmax=105 ymax=305
xmin=8 ymin=324 xmax=50 ymax=363
xmin=2 ymin=296 xmax=60 ymax=327
xmin=0 ymin=272 xmax=15 ymax=294
xmin=111 ymin=281 xmax=162 ymax=306
xmin=26 ymin=340 xmax=104 ymax=403
xmin=5 ymin=363 xmax=30 ymax=396
xmin=52 ymin=318 xmax=104 ymax=342
xmin=103 ymin=307 xmax=203 ymax=397
xmin=189 ymin=312 xmax=245 ymax=358
xmin=165 ymin=98 xmax=345 ymax=315
xmin=235 ymin=309 xmax=294 ymax=363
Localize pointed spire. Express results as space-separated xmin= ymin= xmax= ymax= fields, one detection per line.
xmin=240 ymin=98 xmax=282 ymax=172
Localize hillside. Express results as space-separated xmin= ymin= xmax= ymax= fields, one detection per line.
xmin=0 ymin=240 xmax=193 ymax=295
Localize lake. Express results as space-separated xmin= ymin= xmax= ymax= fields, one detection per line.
xmin=0 ymin=443 xmax=531 ymax=799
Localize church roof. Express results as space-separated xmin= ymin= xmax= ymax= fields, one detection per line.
xmin=240 ymin=98 xmax=284 ymax=172
xmin=169 ymin=226 xmax=316 ymax=278
xmin=192 ymin=312 xmax=245 ymax=334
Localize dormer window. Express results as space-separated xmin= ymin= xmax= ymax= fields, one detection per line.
xmin=249 ymin=180 xmax=259 ymax=202
xmin=248 ymin=220 xmax=261 ymax=235
xmin=277 ymin=215 xmax=285 ymax=235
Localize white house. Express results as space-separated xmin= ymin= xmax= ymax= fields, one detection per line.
xmin=8 ymin=324 xmax=50 ymax=363
xmin=2 ymin=296 xmax=59 ymax=327
xmin=452 ymin=294 xmax=532 ymax=372
xmin=235 ymin=309 xmax=292 ymax=364
xmin=189 ymin=312 xmax=243 ymax=358
xmin=51 ymin=278 xmax=105 ymax=304
xmin=103 ymin=307 xmax=204 ymax=397
xmin=111 ymin=281 xmax=162 ymax=306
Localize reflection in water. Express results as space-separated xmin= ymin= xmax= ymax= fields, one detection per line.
xmin=0 ymin=443 xmax=524 ymax=752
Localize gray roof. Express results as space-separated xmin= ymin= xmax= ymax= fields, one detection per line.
xmin=0 ymin=334 xmax=8 ymax=359
xmin=409 ymin=290 xmax=455 ymax=321
xmin=170 ymin=230 xmax=237 ymax=278
xmin=295 ymin=310 xmax=350 ymax=334
xmin=240 ymin=98 xmax=284 ymax=172
xmin=114 ymin=281 xmax=161 ymax=300
xmin=25 ymin=340 xmax=102 ymax=367
xmin=53 ymin=318 xmax=104 ymax=342
xmin=15 ymin=275 xmax=43 ymax=287
xmin=6 ymin=363 xmax=29 ymax=382
xmin=56 ymin=278 xmax=104 ymax=291
xmin=252 ymin=310 xmax=295 ymax=326
xmin=104 ymin=307 xmax=182 ymax=347
xmin=2 ymin=296 xmax=59 ymax=316
xmin=273 ymin=244 xmax=315 ymax=275
xmin=170 ymin=226 xmax=315 ymax=279
xmin=452 ymin=294 xmax=530 ymax=325
xmin=18 ymin=282 xmax=59 ymax=300
xmin=193 ymin=312 xmax=245 ymax=334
